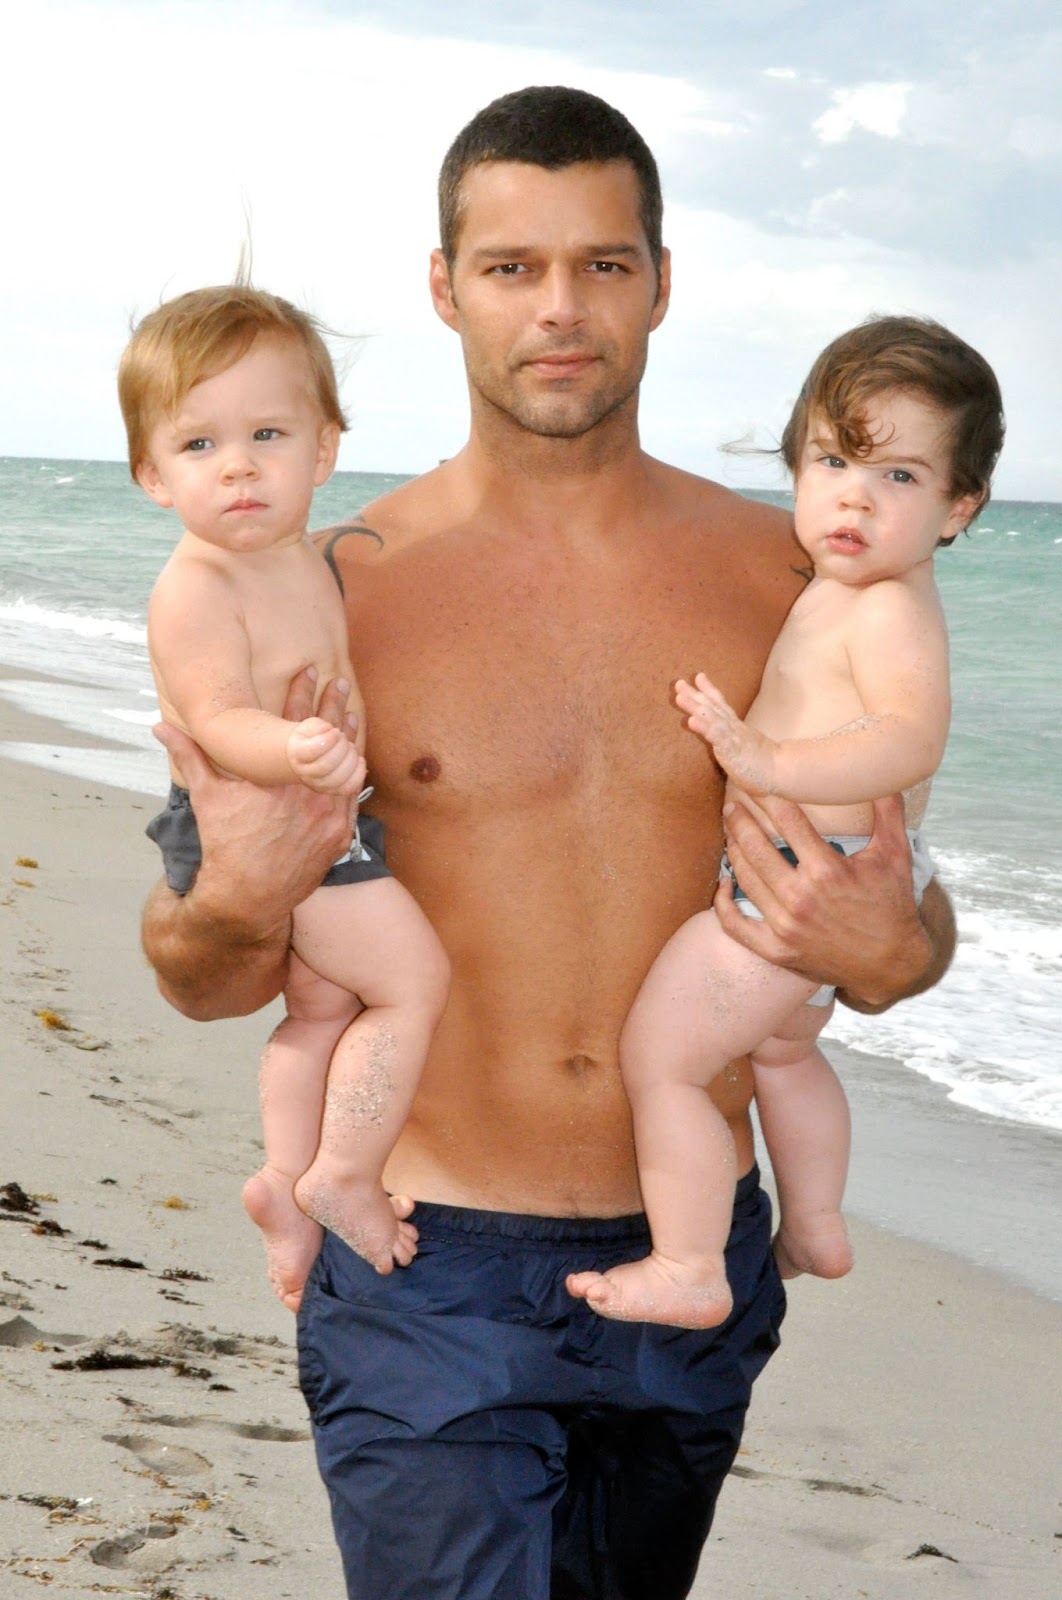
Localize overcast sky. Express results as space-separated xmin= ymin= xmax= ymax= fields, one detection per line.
xmin=2 ymin=0 xmax=1059 ymax=498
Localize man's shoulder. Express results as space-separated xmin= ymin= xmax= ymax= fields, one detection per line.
xmin=311 ymin=465 xmax=451 ymax=573
xmin=650 ymin=457 xmax=790 ymax=521
xmin=648 ymin=458 xmax=799 ymax=562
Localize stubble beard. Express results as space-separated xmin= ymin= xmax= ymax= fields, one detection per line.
xmin=468 ymin=347 xmax=648 ymax=442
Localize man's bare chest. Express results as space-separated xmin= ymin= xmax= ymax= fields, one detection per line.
xmin=344 ymin=540 xmax=781 ymax=806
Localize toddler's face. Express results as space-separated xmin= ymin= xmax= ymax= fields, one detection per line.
xmin=136 ymin=335 xmax=338 ymax=553
xmin=794 ymin=390 xmax=981 ymax=585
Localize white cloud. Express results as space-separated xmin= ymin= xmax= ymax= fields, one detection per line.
xmin=813 ymin=82 xmax=912 ymax=144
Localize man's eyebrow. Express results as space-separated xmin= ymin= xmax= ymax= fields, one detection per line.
xmin=468 ymin=243 xmax=643 ymax=263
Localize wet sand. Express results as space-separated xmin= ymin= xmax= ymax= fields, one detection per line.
xmin=0 ymin=688 xmax=1058 ymax=1598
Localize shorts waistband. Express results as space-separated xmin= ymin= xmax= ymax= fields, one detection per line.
xmin=406 ymin=1165 xmax=763 ymax=1248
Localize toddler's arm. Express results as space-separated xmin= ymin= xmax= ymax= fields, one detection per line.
xmin=677 ymin=583 xmax=950 ymax=803
xmin=149 ymin=567 xmax=362 ymax=794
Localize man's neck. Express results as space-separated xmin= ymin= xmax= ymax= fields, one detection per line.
xmin=459 ymin=404 xmax=661 ymax=539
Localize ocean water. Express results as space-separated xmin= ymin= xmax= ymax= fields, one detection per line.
xmin=1 ymin=455 xmax=1060 ymax=1136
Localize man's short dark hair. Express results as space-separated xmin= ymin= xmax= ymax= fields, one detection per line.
xmin=438 ymin=86 xmax=663 ymax=271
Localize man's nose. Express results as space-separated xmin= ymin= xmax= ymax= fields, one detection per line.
xmin=536 ymin=266 xmax=588 ymax=330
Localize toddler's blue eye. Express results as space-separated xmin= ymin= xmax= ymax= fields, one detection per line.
xmin=254 ymin=428 xmax=282 ymax=441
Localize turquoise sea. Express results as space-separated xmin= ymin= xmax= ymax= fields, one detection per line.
xmin=1 ymin=455 xmax=1060 ymax=1136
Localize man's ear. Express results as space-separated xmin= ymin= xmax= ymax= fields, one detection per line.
xmin=649 ymin=246 xmax=671 ymax=331
xmin=429 ymin=248 xmax=460 ymax=331
xmin=135 ymin=459 xmax=174 ymax=509
xmin=315 ymin=423 xmax=341 ymax=486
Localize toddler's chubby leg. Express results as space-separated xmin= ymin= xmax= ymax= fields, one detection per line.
xmin=242 ymin=952 xmax=358 ymax=1312
xmin=290 ymin=878 xmax=450 ymax=1275
xmin=567 ymin=907 xmax=819 ymax=1328
xmin=751 ymin=1006 xmax=853 ymax=1281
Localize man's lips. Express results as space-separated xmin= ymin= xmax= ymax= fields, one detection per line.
xmin=522 ymin=352 xmax=597 ymax=377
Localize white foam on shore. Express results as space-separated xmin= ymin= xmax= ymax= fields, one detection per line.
xmin=0 ymin=595 xmax=146 ymax=645
xmin=0 ymin=676 xmax=159 ymax=746
xmin=828 ymin=903 xmax=1062 ymax=1132
xmin=0 ymin=740 xmax=166 ymax=794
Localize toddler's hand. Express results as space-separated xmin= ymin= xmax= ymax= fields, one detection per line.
xmin=287 ymin=718 xmax=367 ymax=797
xmin=675 ymin=672 xmax=777 ymax=793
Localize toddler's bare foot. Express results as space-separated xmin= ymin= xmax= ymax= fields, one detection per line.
xmin=773 ymin=1211 xmax=853 ymax=1280
xmin=242 ymin=1165 xmax=324 ymax=1314
xmin=294 ymin=1165 xmax=418 ymax=1274
xmin=566 ymin=1252 xmax=733 ymax=1329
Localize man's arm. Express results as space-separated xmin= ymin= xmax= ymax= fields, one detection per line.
xmin=716 ymin=793 xmax=956 ymax=1011
xmin=142 ymin=673 xmax=354 ymax=1020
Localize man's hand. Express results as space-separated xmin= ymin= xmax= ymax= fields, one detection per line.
xmin=715 ymin=793 xmax=954 ymax=1010
xmin=142 ymin=671 xmax=357 ymax=1019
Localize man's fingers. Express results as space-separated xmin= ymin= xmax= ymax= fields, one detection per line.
xmin=281 ymin=666 xmax=319 ymax=723
xmin=869 ymin=792 xmax=909 ymax=844
xmin=713 ymin=877 xmax=787 ymax=964
xmin=745 ymin=796 xmax=821 ymax=855
xmin=316 ymin=676 xmax=353 ymax=732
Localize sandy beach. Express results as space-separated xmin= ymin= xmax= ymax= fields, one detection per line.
xmin=1 ymin=675 xmax=1059 ymax=1599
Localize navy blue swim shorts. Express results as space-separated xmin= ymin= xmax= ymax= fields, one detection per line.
xmin=297 ymin=1165 xmax=785 ymax=1599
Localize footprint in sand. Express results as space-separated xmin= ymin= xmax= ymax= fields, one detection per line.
xmin=104 ymin=1431 xmax=212 ymax=1477
xmin=89 ymin=1522 xmax=178 ymax=1569
xmin=115 ymin=1408 xmax=308 ymax=1443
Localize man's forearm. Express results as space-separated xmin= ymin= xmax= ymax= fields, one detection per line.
xmin=839 ymin=876 xmax=956 ymax=1015
xmin=141 ymin=876 xmax=290 ymax=1021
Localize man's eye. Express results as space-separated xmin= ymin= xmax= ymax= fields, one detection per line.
xmin=490 ymin=263 xmax=526 ymax=275
xmin=588 ymin=261 xmax=622 ymax=273
xmin=254 ymin=428 xmax=282 ymax=441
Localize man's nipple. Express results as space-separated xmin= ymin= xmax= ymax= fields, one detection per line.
xmin=410 ymin=755 xmax=441 ymax=784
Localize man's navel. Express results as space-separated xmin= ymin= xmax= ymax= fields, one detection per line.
xmin=564 ymin=1053 xmax=600 ymax=1079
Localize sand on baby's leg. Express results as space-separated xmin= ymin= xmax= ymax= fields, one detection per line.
xmin=241 ymin=951 xmax=359 ymax=1313
xmin=750 ymin=1005 xmax=853 ymax=1280
xmin=567 ymin=905 xmax=820 ymax=1327
xmin=290 ymin=875 xmax=449 ymax=1275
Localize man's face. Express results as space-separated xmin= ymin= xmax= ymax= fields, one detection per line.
xmin=430 ymin=160 xmax=669 ymax=441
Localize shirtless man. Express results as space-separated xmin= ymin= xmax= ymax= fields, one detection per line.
xmin=143 ymin=87 xmax=955 ymax=1600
